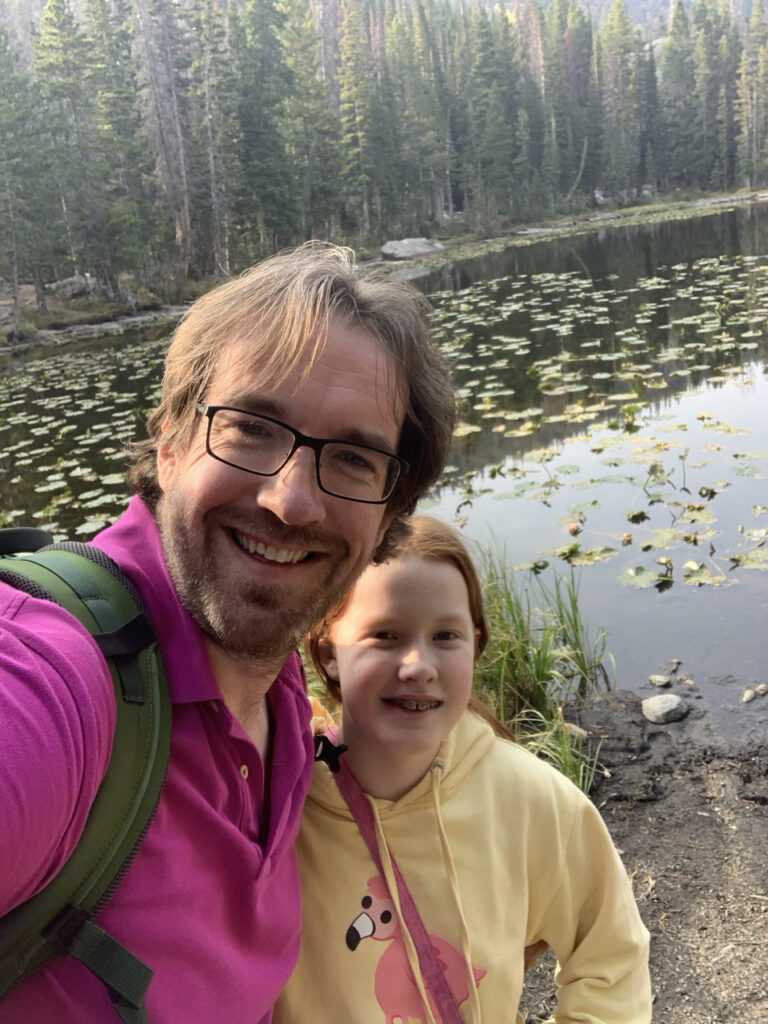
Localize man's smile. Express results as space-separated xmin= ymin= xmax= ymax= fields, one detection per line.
xmin=232 ymin=528 xmax=315 ymax=564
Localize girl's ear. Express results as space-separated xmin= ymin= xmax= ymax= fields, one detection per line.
xmin=473 ymin=627 xmax=482 ymax=658
xmin=317 ymin=636 xmax=339 ymax=681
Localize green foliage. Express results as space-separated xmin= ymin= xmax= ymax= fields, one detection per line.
xmin=475 ymin=544 xmax=614 ymax=723
xmin=516 ymin=709 xmax=603 ymax=793
xmin=473 ymin=545 xmax=612 ymax=792
xmin=0 ymin=0 xmax=762 ymax=280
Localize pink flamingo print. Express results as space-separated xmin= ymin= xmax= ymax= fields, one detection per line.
xmin=345 ymin=876 xmax=486 ymax=1024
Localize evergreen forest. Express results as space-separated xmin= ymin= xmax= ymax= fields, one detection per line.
xmin=2 ymin=0 xmax=768 ymax=301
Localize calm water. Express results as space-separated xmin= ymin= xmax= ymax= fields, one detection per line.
xmin=2 ymin=204 xmax=767 ymax=738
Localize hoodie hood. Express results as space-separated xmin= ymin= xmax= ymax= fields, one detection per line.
xmin=309 ymin=710 xmax=497 ymax=821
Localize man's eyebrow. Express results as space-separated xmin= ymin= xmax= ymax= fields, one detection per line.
xmin=219 ymin=394 xmax=399 ymax=454
xmin=222 ymin=395 xmax=288 ymax=419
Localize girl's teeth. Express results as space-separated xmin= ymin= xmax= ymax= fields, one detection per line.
xmin=390 ymin=699 xmax=440 ymax=711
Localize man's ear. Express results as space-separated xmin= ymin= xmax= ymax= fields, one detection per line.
xmin=372 ymin=510 xmax=394 ymax=561
xmin=156 ymin=417 xmax=175 ymax=492
xmin=375 ymin=511 xmax=393 ymax=547
xmin=316 ymin=636 xmax=339 ymax=681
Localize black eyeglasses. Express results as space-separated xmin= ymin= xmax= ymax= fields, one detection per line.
xmin=196 ymin=404 xmax=407 ymax=504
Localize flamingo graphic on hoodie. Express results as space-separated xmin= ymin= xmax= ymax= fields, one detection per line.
xmin=345 ymin=876 xmax=486 ymax=1024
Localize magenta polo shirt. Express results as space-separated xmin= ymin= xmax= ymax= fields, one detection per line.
xmin=0 ymin=496 xmax=315 ymax=1024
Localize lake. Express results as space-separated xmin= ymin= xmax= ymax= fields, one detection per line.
xmin=2 ymin=203 xmax=767 ymax=738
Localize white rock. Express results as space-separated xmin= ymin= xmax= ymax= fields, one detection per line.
xmin=755 ymin=683 xmax=767 ymax=696
xmin=641 ymin=694 xmax=689 ymax=724
xmin=742 ymin=689 xmax=756 ymax=703
xmin=380 ymin=238 xmax=445 ymax=260
xmin=649 ymin=674 xmax=672 ymax=688
xmin=561 ymin=721 xmax=589 ymax=741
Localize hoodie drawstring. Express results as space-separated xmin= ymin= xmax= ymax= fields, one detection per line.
xmin=431 ymin=761 xmax=482 ymax=1024
xmin=330 ymin=743 xmax=481 ymax=1024
xmin=370 ymin=800 xmax=439 ymax=1024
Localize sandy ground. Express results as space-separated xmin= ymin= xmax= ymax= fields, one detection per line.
xmin=518 ymin=691 xmax=768 ymax=1023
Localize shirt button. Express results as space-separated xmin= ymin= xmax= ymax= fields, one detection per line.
xmin=239 ymin=764 xmax=249 ymax=779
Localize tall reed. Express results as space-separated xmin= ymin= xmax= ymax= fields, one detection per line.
xmin=475 ymin=545 xmax=613 ymax=791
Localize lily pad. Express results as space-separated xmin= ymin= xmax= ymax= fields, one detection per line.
xmin=454 ymin=422 xmax=482 ymax=437
xmin=682 ymin=561 xmax=726 ymax=586
xmin=728 ymin=549 xmax=768 ymax=569
xmin=618 ymin=565 xmax=663 ymax=589
xmin=543 ymin=543 xmax=618 ymax=566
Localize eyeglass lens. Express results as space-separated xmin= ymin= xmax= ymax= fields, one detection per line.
xmin=208 ymin=407 xmax=399 ymax=501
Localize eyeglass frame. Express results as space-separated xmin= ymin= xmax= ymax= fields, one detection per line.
xmin=196 ymin=403 xmax=409 ymax=505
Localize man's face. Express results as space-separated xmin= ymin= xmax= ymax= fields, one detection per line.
xmin=156 ymin=318 xmax=404 ymax=662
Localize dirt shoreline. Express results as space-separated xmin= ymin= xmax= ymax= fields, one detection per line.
xmin=520 ymin=691 xmax=768 ymax=1023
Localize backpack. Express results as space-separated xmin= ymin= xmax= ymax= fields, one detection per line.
xmin=0 ymin=528 xmax=173 ymax=1024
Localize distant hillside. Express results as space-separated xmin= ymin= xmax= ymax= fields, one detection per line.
xmin=1 ymin=0 xmax=757 ymax=55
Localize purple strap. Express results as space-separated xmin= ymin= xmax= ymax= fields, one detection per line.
xmin=333 ymin=759 xmax=466 ymax=1024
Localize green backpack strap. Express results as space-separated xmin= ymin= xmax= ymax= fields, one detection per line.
xmin=0 ymin=534 xmax=173 ymax=1024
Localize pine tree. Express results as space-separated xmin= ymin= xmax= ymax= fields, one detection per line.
xmin=487 ymin=3 xmax=519 ymax=212
xmin=0 ymin=28 xmax=54 ymax=327
xmin=232 ymin=0 xmax=299 ymax=257
xmin=387 ymin=0 xmax=451 ymax=230
xmin=598 ymin=0 xmax=641 ymax=194
xmin=559 ymin=0 xmax=599 ymax=199
xmin=279 ymin=0 xmax=343 ymax=238
xmin=461 ymin=0 xmax=499 ymax=226
xmin=132 ymin=0 xmax=194 ymax=292
xmin=659 ymin=0 xmax=697 ymax=187
xmin=186 ymin=0 xmax=241 ymax=275
xmin=636 ymin=39 xmax=661 ymax=191
xmin=81 ymin=0 xmax=153 ymax=293
xmin=512 ymin=0 xmax=553 ymax=214
xmin=34 ymin=0 xmax=94 ymax=275
xmin=541 ymin=0 xmax=570 ymax=196
xmin=338 ymin=0 xmax=376 ymax=239
xmin=736 ymin=0 xmax=768 ymax=186
xmin=717 ymin=9 xmax=742 ymax=190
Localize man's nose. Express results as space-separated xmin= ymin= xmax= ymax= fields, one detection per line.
xmin=255 ymin=447 xmax=327 ymax=526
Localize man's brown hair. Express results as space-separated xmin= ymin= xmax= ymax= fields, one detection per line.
xmin=127 ymin=242 xmax=455 ymax=559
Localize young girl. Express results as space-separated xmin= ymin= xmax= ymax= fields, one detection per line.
xmin=275 ymin=516 xmax=651 ymax=1024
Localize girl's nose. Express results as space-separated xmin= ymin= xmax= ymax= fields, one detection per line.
xmin=398 ymin=645 xmax=437 ymax=683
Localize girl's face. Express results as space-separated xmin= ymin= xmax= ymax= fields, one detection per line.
xmin=320 ymin=552 xmax=478 ymax=797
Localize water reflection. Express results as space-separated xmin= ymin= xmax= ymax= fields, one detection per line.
xmin=417 ymin=203 xmax=768 ymax=293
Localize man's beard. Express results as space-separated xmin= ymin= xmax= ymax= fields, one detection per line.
xmin=158 ymin=499 xmax=358 ymax=663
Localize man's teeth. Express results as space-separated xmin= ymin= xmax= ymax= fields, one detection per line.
xmin=235 ymin=531 xmax=307 ymax=564
xmin=388 ymin=699 xmax=441 ymax=711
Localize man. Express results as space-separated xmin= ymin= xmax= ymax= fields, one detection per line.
xmin=0 ymin=243 xmax=455 ymax=1023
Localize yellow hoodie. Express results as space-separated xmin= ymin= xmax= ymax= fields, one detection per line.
xmin=275 ymin=711 xmax=651 ymax=1024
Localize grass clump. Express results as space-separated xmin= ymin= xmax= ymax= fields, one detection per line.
xmin=476 ymin=544 xmax=613 ymax=791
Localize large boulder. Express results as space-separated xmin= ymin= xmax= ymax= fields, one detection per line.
xmin=48 ymin=274 xmax=98 ymax=300
xmin=380 ymin=238 xmax=445 ymax=260
xmin=641 ymin=694 xmax=689 ymax=724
